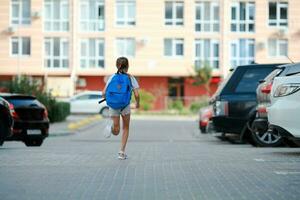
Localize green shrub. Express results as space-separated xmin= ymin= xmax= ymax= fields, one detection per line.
xmin=189 ymin=98 xmax=209 ymax=113
xmin=133 ymin=89 xmax=155 ymax=111
xmin=5 ymin=76 xmax=70 ymax=123
xmin=168 ymin=100 xmax=184 ymax=111
xmin=48 ymin=102 xmax=70 ymax=123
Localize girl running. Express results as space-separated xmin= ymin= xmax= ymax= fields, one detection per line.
xmin=102 ymin=57 xmax=140 ymax=160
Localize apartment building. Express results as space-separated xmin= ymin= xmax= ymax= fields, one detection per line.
xmin=0 ymin=0 xmax=300 ymax=109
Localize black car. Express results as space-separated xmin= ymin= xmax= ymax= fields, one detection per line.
xmin=0 ymin=97 xmax=13 ymax=146
xmin=1 ymin=93 xmax=49 ymax=146
xmin=251 ymin=63 xmax=300 ymax=146
xmin=210 ymin=64 xmax=283 ymax=142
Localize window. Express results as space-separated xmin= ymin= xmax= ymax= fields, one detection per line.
xmin=235 ymin=68 xmax=274 ymax=93
xmin=80 ymin=39 xmax=105 ymax=69
xmin=164 ymin=38 xmax=184 ymax=57
xmin=230 ymin=39 xmax=255 ymax=67
xmin=269 ymin=2 xmax=288 ymax=27
xmin=116 ymin=0 xmax=136 ymax=26
xmin=268 ymin=39 xmax=288 ymax=57
xmin=195 ymin=2 xmax=219 ymax=32
xmin=165 ymin=2 xmax=184 ymax=26
xmin=231 ymin=2 xmax=255 ymax=32
xmin=89 ymin=94 xmax=102 ymax=99
xmin=76 ymin=94 xmax=101 ymax=100
xmin=80 ymin=0 xmax=104 ymax=31
xmin=44 ymin=38 xmax=69 ymax=68
xmin=76 ymin=94 xmax=90 ymax=100
xmin=195 ymin=39 xmax=219 ymax=69
xmin=11 ymin=37 xmax=31 ymax=56
xmin=116 ymin=38 xmax=135 ymax=57
xmin=11 ymin=0 xmax=31 ymax=25
xmin=44 ymin=0 xmax=69 ymax=31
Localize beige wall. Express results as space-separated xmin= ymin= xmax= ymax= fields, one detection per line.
xmin=0 ymin=0 xmax=300 ymax=79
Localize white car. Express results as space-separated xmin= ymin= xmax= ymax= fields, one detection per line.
xmin=70 ymin=91 xmax=109 ymax=117
xmin=268 ymin=74 xmax=300 ymax=140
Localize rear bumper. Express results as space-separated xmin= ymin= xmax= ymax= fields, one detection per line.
xmin=13 ymin=120 xmax=49 ymax=130
xmin=212 ymin=116 xmax=246 ymax=134
xmin=7 ymin=120 xmax=49 ymax=141
xmin=199 ymin=120 xmax=209 ymax=128
xmin=252 ymin=118 xmax=268 ymax=131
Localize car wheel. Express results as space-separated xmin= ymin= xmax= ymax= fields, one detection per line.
xmin=100 ymin=107 xmax=109 ymax=118
xmin=24 ymin=137 xmax=44 ymax=147
xmin=0 ymin=122 xmax=9 ymax=146
xmin=251 ymin=123 xmax=283 ymax=147
xmin=200 ymin=126 xmax=207 ymax=134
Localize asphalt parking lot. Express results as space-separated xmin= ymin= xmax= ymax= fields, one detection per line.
xmin=1 ymin=117 xmax=300 ymax=200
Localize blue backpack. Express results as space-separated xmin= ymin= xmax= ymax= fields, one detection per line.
xmin=105 ymin=73 xmax=132 ymax=109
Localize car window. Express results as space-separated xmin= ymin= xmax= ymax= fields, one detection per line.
xmin=76 ymin=95 xmax=90 ymax=100
xmin=286 ymin=64 xmax=300 ymax=76
xmin=235 ymin=68 xmax=274 ymax=93
xmin=265 ymin=68 xmax=283 ymax=81
xmin=6 ymin=99 xmax=39 ymax=106
xmin=89 ymin=95 xmax=102 ymax=99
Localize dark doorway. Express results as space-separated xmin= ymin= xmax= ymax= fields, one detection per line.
xmin=168 ymin=78 xmax=184 ymax=98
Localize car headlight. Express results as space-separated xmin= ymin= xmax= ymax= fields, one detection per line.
xmin=273 ymin=83 xmax=300 ymax=97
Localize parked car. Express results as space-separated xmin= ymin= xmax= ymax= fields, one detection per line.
xmin=70 ymin=91 xmax=109 ymax=117
xmin=210 ymin=63 xmax=282 ymax=142
xmin=0 ymin=97 xmax=13 ymax=146
xmin=251 ymin=69 xmax=284 ymax=146
xmin=268 ymin=66 xmax=300 ymax=143
xmin=251 ymin=63 xmax=300 ymax=146
xmin=198 ymin=105 xmax=213 ymax=133
xmin=0 ymin=93 xmax=49 ymax=146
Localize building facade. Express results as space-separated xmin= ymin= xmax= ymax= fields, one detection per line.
xmin=0 ymin=0 xmax=300 ymax=109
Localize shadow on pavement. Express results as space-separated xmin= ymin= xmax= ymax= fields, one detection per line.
xmin=270 ymin=151 xmax=300 ymax=156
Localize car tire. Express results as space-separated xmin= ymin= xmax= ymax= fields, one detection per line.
xmin=200 ymin=126 xmax=207 ymax=134
xmin=100 ymin=107 xmax=109 ymax=118
xmin=24 ymin=137 xmax=44 ymax=147
xmin=0 ymin=121 xmax=9 ymax=146
xmin=251 ymin=122 xmax=283 ymax=147
xmin=0 ymin=123 xmax=4 ymax=146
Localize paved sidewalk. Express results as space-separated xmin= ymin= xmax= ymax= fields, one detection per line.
xmin=131 ymin=114 xmax=197 ymax=121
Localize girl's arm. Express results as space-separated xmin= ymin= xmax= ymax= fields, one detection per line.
xmin=102 ymin=86 xmax=107 ymax=99
xmin=133 ymin=89 xmax=140 ymax=109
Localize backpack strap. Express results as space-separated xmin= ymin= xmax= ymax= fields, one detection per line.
xmin=127 ymin=73 xmax=133 ymax=90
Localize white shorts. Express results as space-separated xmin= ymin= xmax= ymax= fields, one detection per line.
xmin=109 ymin=104 xmax=131 ymax=117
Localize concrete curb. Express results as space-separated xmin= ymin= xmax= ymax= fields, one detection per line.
xmin=67 ymin=115 xmax=103 ymax=131
xmin=49 ymin=115 xmax=103 ymax=137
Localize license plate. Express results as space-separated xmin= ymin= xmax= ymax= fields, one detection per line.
xmin=27 ymin=129 xmax=41 ymax=135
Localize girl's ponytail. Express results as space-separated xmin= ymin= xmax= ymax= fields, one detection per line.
xmin=116 ymin=57 xmax=129 ymax=74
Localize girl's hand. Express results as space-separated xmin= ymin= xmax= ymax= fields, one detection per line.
xmin=130 ymin=103 xmax=139 ymax=109
xmin=135 ymin=103 xmax=140 ymax=109
xmin=130 ymin=103 xmax=136 ymax=109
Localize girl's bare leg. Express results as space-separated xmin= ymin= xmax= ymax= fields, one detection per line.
xmin=120 ymin=114 xmax=130 ymax=152
xmin=111 ymin=116 xmax=120 ymax=136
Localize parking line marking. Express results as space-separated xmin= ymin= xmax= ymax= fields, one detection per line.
xmin=254 ymin=158 xmax=265 ymax=162
xmin=274 ymin=171 xmax=300 ymax=175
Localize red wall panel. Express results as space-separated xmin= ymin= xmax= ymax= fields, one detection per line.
xmin=138 ymin=77 xmax=168 ymax=110
xmin=77 ymin=76 xmax=106 ymax=92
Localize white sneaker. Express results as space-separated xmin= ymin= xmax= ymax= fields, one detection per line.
xmin=103 ymin=119 xmax=113 ymax=138
xmin=118 ymin=151 xmax=127 ymax=160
